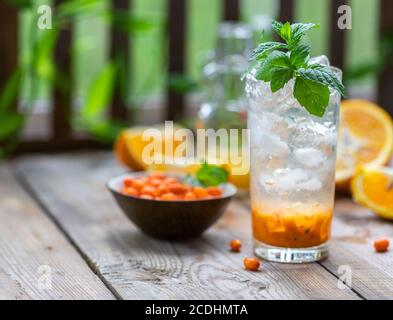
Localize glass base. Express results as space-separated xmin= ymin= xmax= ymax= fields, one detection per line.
xmin=254 ymin=239 xmax=329 ymax=263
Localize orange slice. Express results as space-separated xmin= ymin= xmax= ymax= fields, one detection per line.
xmin=113 ymin=125 xmax=187 ymax=171
xmin=351 ymin=166 xmax=393 ymax=220
xmin=336 ymin=100 xmax=393 ymax=189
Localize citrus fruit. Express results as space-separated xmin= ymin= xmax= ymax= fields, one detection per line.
xmin=351 ymin=166 xmax=393 ymax=220
xmin=336 ymin=100 xmax=393 ymax=189
xmin=113 ymin=125 xmax=187 ymax=171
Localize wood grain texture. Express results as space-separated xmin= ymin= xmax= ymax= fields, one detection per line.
xmin=0 ymin=2 xmax=17 ymax=111
xmin=223 ymin=0 xmax=240 ymax=21
xmin=321 ymin=199 xmax=393 ymax=300
xmin=15 ymin=153 xmax=358 ymax=300
xmin=377 ymin=0 xmax=393 ymax=115
xmin=0 ymin=165 xmax=115 ymax=300
xmin=329 ymin=0 xmax=347 ymax=70
xmin=166 ymin=0 xmax=186 ymax=121
xmin=52 ymin=0 xmax=72 ymax=141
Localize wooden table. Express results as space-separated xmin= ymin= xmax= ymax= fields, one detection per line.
xmin=0 ymin=152 xmax=392 ymax=300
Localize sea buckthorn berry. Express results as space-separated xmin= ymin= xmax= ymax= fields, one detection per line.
xmin=169 ymin=183 xmax=189 ymax=194
xmin=243 ymin=257 xmax=260 ymax=271
xmin=140 ymin=194 xmax=154 ymax=200
xmin=160 ymin=193 xmax=178 ymax=201
xmin=123 ymin=187 xmax=139 ymax=197
xmin=164 ymin=177 xmax=178 ymax=184
xmin=141 ymin=186 xmax=157 ymax=197
xmin=207 ymin=186 xmax=223 ymax=197
xmin=230 ymin=239 xmax=242 ymax=252
xmin=184 ymin=192 xmax=197 ymax=200
xmin=123 ymin=178 xmax=134 ymax=188
xmin=156 ymin=185 xmax=169 ymax=196
xmin=149 ymin=179 xmax=162 ymax=187
xmin=374 ymin=238 xmax=389 ymax=253
xmin=193 ymin=187 xmax=209 ymax=199
xmin=132 ymin=179 xmax=145 ymax=191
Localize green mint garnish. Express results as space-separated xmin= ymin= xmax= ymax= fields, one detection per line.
xmin=195 ymin=163 xmax=228 ymax=187
xmin=250 ymin=20 xmax=346 ymax=117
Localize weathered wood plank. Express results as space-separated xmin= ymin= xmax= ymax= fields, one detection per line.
xmin=110 ymin=0 xmax=130 ymax=121
xmin=53 ymin=0 xmax=72 ymax=140
xmin=329 ymin=0 xmax=347 ymax=70
xmin=223 ymin=0 xmax=240 ymax=21
xmin=241 ymin=196 xmax=393 ymax=299
xmin=166 ymin=0 xmax=186 ymax=121
xmin=278 ymin=0 xmax=294 ymax=23
xmin=321 ymin=199 xmax=393 ymax=300
xmin=377 ymin=0 xmax=393 ymax=115
xmin=0 ymin=2 xmax=18 ymax=112
xmin=0 ymin=165 xmax=115 ymax=300
xmin=16 ymin=153 xmax=358 ymax=299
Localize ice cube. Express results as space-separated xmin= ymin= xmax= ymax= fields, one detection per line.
xmin=257 ymin=133 xmax=290 ymax=159
xmin=275 ymin=168 xmax=308 ymax=191
xmin=299 ymin=177 xmax=323 ymax=191
xmin=259 ymin=168 xmax=323 ymax=193
xmin=294 ymin=148 xmax=325 ymax=168
xmin=309 ymin=55 xmax=330 ymax=67
xmin=262 ymin=112 xmax=282 ymax=132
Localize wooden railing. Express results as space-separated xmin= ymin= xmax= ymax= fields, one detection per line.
xmin=0 ymin=0 xmax=392 ymax=153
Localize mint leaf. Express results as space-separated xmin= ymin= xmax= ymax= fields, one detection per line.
xmin=290 ymin=44 xmax=310 ymax=68
xmin=294 ymin=77 xmax=330 ymax=117
xmin=270 ymin=68 xmax=293 ymax=92
xmin=279 ymin=22 xmax=292 ymax=42
xmin=255 ymin=51 xmax=290 ymax=82
xmin=250 ymin=41 xmax=287 ymax=60
xmin=196 ymin=164 xmax=228 ymax=187
xmin=290 ymin=23 xmax=319 ymax=45
xmin=272 ymin=21 xmax=283 ymax=35
xmin=298 ymin=66 xmax=346 ymax=97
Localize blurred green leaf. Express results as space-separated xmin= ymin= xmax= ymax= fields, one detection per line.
xmin=105 ymin=10 xmax=155 ymax=34
xmin=32 ymin=29 xmax=58 ymax=82
xmin=5 ymin=0 xmax=32 ymax=9
xmin=0 ymin=69 xmax=22 ymax=115
xmin=57 ymin=0 xmax=103 ymax=19
xmin=88 ymin=120 xmax=125 ymax=144
xmin=196 ymin=163 xmax=228 ymax=187
xmin=345 ymin=31 xmax=393 ymax=83
xmin=0 ymin=113 xmax=24 ymax=140
xmin=168 ymin=73 xmax=199 ymax=94
xmin=81 ymin=60 xmax=117 ymax=120
xmin=345 ymin=60 xmax=382 ymax=82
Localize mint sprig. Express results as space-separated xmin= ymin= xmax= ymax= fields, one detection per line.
xmin=182 ymin=163 xmax=229 ymax=187
xmin=250 ymin=21 xmax=346 ymax=117
xmin=196 ymin=163 xmax=228 ymax=187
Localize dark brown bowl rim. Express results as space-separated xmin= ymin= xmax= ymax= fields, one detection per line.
xmin=107 ymin=171 xmax=237 ymax=203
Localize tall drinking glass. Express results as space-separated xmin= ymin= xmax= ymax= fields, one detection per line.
xmin=246 ymin=56 xmax=341 ymax=263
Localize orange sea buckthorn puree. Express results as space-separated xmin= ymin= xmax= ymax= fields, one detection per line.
xmin=252 ymin=202 xmax=333 ymax=248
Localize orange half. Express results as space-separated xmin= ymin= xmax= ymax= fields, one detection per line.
xmin=113 ymin=125 xmax=187 ymax=171
xmin=351 ymin=166 xmax=393 ymax=220
xmin=336 ymin=100 xmax=393 ymax=188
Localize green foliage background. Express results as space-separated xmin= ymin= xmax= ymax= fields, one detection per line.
xmin=0 ymin=0 xmax=388 ymax=158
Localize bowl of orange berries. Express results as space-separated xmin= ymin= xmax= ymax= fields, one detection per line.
xmin=107 ymin=164 xmax=237 ymax=240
